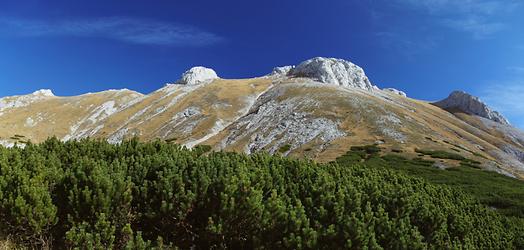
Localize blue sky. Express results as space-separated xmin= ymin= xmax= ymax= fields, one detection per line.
xmin=0 ymin=0 xmax=523 ymax=128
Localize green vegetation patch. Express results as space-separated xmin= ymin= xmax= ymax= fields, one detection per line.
xmin=278 ymin=144 xmax=292 ymax=153
xmin=193 ymin=144 xmax=212 ymax=156
xmin=415 ymin=148 xmax=466 ymax=160
xmin=350 ymin=144 xmax=381 ymax=155
xmin=1 ymin=139 xmax=523 ymax=249
xmin=337 ymin=146 xmax=524 ymax=219
xmin=164 ymin=137 xmax=177 ymax=144
xmin=391 ymin=148 xmax=403 ymax=153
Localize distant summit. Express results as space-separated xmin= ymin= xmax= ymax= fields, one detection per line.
xmin=269 ymin=57 xmax=376 ymax=91
xmin=176 ymin=66 xmax=218 ymax=85
xmin=0 ymin=89 xmax=55 ymax=112
xmin=32 ymin=89 xmax=55 ymax=97
xmin=433 ymin=91 xmax=509 ymax=125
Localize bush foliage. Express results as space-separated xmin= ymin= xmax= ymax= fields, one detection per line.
xmin=414 ymin=149 xmax=466 ymax=161
xmin=0 ymin=138 xmax=523 ymax=249
xmin=336 ymin=146 xmax=524 ymax=218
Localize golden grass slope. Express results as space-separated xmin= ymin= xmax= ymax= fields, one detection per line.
xmin=0 ymin=77 xmax=522 ymax=179
xmin=0 ymin=89 xmax=143 ymax=143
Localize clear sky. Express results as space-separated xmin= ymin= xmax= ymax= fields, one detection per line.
xmin=0 ymin=0 xmax=523 ymax=128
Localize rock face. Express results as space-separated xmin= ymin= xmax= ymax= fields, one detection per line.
xmin=383 ymin=88 xmax=407 ymax=97
xmin=433 ymin=91 xmax=509 ymax=125
xmin=219 ymin=85 xmax=347 ymax=155
xmin=289 ymin=57 xmax=375 ymax=91
xmin=269 ymin=66 xmax=295 ymax=77
xmin=0 ymin=89 xmax=56 ymax=111
xmin=176 ymin=66 xmax=218 ymax=85
xmin=480 ymin=117 xmax=524 ymax=147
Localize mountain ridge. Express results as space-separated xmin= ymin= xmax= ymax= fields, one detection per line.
xmin=433 ymin=90 xmax=510 ymax=125
xmin=1 ymin=57 xmax=523 ymax=179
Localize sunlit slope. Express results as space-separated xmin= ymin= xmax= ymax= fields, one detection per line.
xmin=1 ymin=57 xmax=523 ymax=179
xmin=203 ymin=79 xmax=522 ymax=178
xmin=0 ymin=89 xmax=143 ymax=143
xmin=99 ymin=78 xmax=273 ymax=145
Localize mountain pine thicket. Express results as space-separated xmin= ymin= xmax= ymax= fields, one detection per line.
xmin=0 ymin=138 xmax=523 ymax=249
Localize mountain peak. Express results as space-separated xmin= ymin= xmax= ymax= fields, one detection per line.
xmin=0 ymin=89 xmax=55 ymax=112
xmin=176 ymin=66 xmax=218 ymax=85
xmin=269 ymin=65 xmax=295 ymax=77
xmin=433 ymin=90 xmax=509 ymax=125
xmin=288 ymin=57 xmax=376 ymax=91
xmin=31 ymin=89 xmax=55 ymax=97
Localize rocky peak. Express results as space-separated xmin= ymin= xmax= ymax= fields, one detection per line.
xmin=433 ymin=90 xmax=510 ymax=125
xmin=0 ymin=89 xmax=56 ymax=111
xmin=383 ymin=88 xmax=407 ymax=97
xmin=31 ymin=89 xmax=55 ymax=97
xmin=176 ymin=66 xmax=218 ymax=85
xmin=269 ymin=65 xmax=295 ymax=77
xmin=288 ymin=57 xmax=375 ymax=91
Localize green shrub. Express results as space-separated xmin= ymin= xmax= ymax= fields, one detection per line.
xmin=391 ymin=148 xmax=403 ymax=153
xmin=164 ymin=137 xmax=177 ymax=144
xmin=350 ymin=144 xmax=381 ymax=154
xmin=278 ymin=144 xmax=292 ymax=153
xmin=338 ymin=146 xmax=524 ymax=219
xmin=193 ymin=144 xmax=213 ymax=156
xmin=415 ymin=149 xmax=466 ymax=160
xmin=0 ymin=139 xmax=523 ymax=249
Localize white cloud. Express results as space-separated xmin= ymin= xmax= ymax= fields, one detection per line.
xmin=0 ymin=17 xmax=224 ymax=46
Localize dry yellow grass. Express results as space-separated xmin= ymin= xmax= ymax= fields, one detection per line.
xmin=0 ymin=77 xmax=522 ymax=178
xmin=203 ymin=80 xmax=522 ymax=177
xmin=0 ymin=90 xmax=142 ymax=142
xmin=0 ymin=239 xmax=15 ymax=250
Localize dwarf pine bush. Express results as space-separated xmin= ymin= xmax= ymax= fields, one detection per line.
xmin=0 ymin=138 xmax=522 ymax=249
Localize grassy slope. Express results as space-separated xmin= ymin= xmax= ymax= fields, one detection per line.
xmin=1 ymin=79 xmax=523 ymax=179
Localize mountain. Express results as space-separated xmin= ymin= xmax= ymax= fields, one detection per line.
xmin=433 ymin=90 xmax=510 ymax=125
xmin=1 ymin=57 xmax=523 ymax=179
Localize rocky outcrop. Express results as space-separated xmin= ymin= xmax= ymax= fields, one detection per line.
xmin=383 ymin=88 xmax=407 ymax=97
xmin=288 ymin=57 xmax=375 ymax=91
xmin=502 ymin=145 xmax=524 ymax=163
xmin=32 ymin=89 xmax=55 ymax=97
xmin=218 ymin=85 xmax=347 ymax=155
xmin=176 ymin=66 xmax=218 ymax=85
xmin=269 ymin=66 xmax=295 ymax=77
xmin=479 ymin=116 xmax=524 ymax=147
xmin=0 ymin=89 xmax=56 ymax=111
xmin=433 ymin=91 xmax=510 ymax=125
